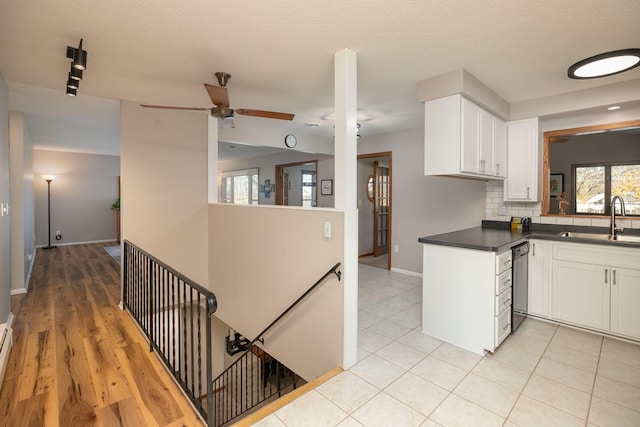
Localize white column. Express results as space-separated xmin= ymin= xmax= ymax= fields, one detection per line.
xmin=208 ymin=115 xmax=219 ymax=204
xmin=334 ymin=48 xmax=358 ymax=369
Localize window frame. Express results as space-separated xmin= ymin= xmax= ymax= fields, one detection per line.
xmin=573 ymin=160 xmax=640 ymax=216
xmin=220 ymin=168 xmax=259 ymax=205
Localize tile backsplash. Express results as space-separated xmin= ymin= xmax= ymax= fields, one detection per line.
xmin=485 ymin=180 xmax=639 ymax=229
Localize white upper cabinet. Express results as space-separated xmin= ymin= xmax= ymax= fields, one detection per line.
xmin=425 ymin=94 xmax=506 ymax=180
xmin=504 ymin=118 xmax=541 ymax=201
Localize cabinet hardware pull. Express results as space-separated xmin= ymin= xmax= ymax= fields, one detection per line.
xmin=503 ymin=323 xmax=510 ymax=331
xmin=613 ymin=269 xmax=616 ymax=285
xmin=605 ymin=269 xmax=608 ymax=284
xmin=533 ymin=244 xmax=536 ymax=256
xmin=527 ymin=187 xmax=530 ymax=199
xmin=496 ymin=163 xmax=500 ymax=174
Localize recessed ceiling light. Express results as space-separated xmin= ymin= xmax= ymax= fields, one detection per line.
xmin=568 ymin=48 xmax=640 ymax=79
xmin=305 ymin=122 xmax=320 ymax=127
xmin=607 ymin=105 xmax=621 ymax=111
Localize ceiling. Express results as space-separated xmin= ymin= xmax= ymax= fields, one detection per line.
xmin=1 ymin=1 xmax=639 ymax=156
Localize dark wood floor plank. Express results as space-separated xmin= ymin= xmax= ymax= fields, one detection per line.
xmin=0 ymin=242 xmax=204 ymax=426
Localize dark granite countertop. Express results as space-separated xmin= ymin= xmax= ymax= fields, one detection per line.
xmin=418 ymin=221 xmax=640 ymax=252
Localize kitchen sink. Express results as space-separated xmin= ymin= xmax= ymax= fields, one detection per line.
xmin=558 ymin=231 xmax=640 ymax=243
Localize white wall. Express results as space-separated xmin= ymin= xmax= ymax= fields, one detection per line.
xmin=0 ymin=73 xmax=11 ymax=324
xmin=9 ymin=112 xmax=35 ymax=294
xmin=208 ymin=203 xmax=344 ymax=381
xmin=121 ymin=101 xmax=210 ymax=286
xmin=33 ymin=150 xmax=120 ymax=246
xmin=358 ymin=128 xmax=487 ymax=274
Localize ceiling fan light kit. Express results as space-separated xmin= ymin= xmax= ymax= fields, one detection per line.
xmin=65 ymin=38 xmax=88 ymax=96
xmin=568 ymin=48 xmax=640 ymax=79
xmin=141 ymin=72 xmax=295 ymax=126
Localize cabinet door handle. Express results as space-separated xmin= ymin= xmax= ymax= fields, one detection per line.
xmin=502 ymin=322 xmax=511 ymax=331
xmin=532 ymin=244 xmax=536 ymax=256
xmin=527 ymin=187 xmax=530 ymax=199
xmin=496 ymin=163 xmax=500 ymax=174
xmin=605 ymin=269 xmax=608 ymax=284
xmin=613 ymin=269 xmax=617 ymax=285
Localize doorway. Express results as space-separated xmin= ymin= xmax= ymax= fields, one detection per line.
xmin=357 ymin=152 xmax=392 ymax=270
xmin=275 ymin=160 xmax=318 ymax=207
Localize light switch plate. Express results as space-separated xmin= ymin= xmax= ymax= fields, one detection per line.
xmin=323 ymin=220 xmax=333 ymax=240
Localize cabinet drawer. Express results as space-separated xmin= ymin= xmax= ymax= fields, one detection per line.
xmin=495 ymin=309 xmax=511 ymax=347
xmin=496 ymin=269 xmax=512 ymax=295
xmin=496 ymin=287 xmax=512 ymax=316
xmin=496 ymin=251 xmax=512 ymax=274
xmin=553 ymin=242 xmax=640 ymax=270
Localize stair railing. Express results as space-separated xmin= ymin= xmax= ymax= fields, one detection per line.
xmin=122 ymin=240 xmax=217 ymax=426
xmin=211 ymin=262 xmax=342 ymax=426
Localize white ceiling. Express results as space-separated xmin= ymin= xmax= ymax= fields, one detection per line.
xmin=1 ymin=1 xmax=639 ymax=156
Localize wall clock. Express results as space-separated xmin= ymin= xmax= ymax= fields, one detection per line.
xmin=284 ymin=134 xmax=297 ymax=148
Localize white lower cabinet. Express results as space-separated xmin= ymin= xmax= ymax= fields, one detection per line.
xmin=610 ymin=267 xmax=640 ymax=338
xmin=422 ymin=244 xmax=512 ymax=355
xmin=545 ymin=241 xmax=640 ymax=340
xmin=528 ymin=240 xmax=552 ymax=318
xmin=552 ymin=260 xmax=610 ymax=330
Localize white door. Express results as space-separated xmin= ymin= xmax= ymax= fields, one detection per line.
xmin=528 ymin=240 xmax=552 ymax=318
xmin=460 ymin=99 xmax=481 ymax=174
xmin=610 ymin=267 xmax=640 ymax=339
xmin=552 ymin=260 xmax=610 ymax=330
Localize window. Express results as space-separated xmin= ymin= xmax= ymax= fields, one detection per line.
xmin=301 ymin=170 xmax=316 ymax=207
xmin=220 ymin=168 xmax=259 ymax=204
xmin=574 ymin=162 xmax=640 ymax=215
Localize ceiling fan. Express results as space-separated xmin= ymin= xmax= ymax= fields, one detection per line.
xmin=140 ymin=72 xmax=294 ymax=127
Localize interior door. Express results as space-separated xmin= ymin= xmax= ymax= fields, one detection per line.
xmin=373 ymin=161 xmax=390 ymax=257
xmin=282 ymin=170 xmax=289 ymax=205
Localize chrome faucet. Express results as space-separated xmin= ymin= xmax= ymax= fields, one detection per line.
xmin=610 ymin=195 xmax=626 ymax=239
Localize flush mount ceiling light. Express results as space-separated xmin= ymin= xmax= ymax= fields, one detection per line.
xmin=568 ymin=48 xmax=640 ymax=79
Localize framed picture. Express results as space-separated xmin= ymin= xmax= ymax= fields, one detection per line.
xmin=550 ymin=173 xmax=564 ymax=197
xmin=321 ymin=179 xmax=333 ymax=196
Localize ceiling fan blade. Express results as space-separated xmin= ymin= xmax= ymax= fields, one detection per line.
xmin=140 ymin=104 xmax=210 ymax=111
xmin=235 ymin=109 xmax=294 ymax=121
xmin=204 ymin=83 xmax=230 ymax=107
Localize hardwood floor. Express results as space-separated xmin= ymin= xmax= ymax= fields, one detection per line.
xmin=0 ymin=243 xmax=204 ymax=427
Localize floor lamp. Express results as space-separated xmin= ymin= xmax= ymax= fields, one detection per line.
xmin=41 ymin=174 xmax=57 ymax=250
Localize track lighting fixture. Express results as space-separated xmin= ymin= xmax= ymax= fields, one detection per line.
xmin=69 ymin=67 xmax=83 ymax=80
xmin=67 ymin=75 xmax=79 ymax=89
xmin=66 ymin=39 xmax=88 ymax=70
xmin=64 ymin=38 xmax=88 ymax=95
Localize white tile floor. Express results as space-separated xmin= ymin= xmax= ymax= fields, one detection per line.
xmin=253 ymin=264 xmax=640 ymax=426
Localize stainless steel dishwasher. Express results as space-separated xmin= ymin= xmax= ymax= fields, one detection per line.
xmin=511 ymin=242 xmax=529 ymax=332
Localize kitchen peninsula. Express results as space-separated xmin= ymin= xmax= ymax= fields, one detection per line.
xmin=419 ymin=221 xmax=640 ymax=356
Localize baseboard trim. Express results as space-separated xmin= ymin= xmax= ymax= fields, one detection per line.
xmin=9 ymin=288 xmax=27 ymax=296
xmin=390 ymin=267 xmax=422 ymax=278
xmin=233 ymin=367 xmax=343 ymax=426
xmin=36 ymin=238 xmax=118 ymax=248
